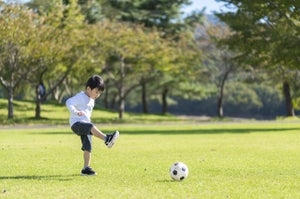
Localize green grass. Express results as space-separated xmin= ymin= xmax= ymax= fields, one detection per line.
xmin=1 ymin=123 xmax=300 ymax=198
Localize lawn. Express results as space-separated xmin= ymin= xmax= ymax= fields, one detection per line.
xmin=0 ymin=122 xmax=299 ymax=198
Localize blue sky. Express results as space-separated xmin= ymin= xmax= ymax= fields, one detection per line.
xmin=183 ymin=0 xmax=229 ymax=14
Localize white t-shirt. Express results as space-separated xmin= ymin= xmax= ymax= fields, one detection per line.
xmin=66 ymin=91 xmax=95 ymax=127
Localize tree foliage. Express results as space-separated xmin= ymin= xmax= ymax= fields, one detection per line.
xmin=216 ymin=0 xmax=300 ymax=116
xmin=0 ymin=2 xmax=42 ymax=118
xmin=217 ymin=0 xmax=300 ymax=68
xmin=1 ymin=0 xmax=297 ymax=120
xmin=102 ymin=0 xmax=191 ymax=34
xmin=97 ymin=22 xmax=180 ymax=118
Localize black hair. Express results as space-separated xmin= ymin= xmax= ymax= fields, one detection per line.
xmin=85 ymin=75 xmax=105 ymax=91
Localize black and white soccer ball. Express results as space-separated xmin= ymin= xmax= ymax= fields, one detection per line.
xmin=169 ymin=162 xmax=189 ymax=181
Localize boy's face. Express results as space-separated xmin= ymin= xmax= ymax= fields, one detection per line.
xmin=85 ymin=87 xmax=102 ymax=99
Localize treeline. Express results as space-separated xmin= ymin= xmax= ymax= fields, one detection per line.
xmin=125 ymin=81 xmax=289 ymax=119
xmin=0 ymin=0 xmax=299 ymax=120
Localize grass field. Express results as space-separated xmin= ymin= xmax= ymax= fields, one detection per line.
xmin=1 ymin=122 xmax=300 ymax=198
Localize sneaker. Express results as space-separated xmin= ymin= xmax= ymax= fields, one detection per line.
xmin=105 ymin=131 xmax=119 ymax=148
xmin=81 ymin=166 xmax=97 ymax=176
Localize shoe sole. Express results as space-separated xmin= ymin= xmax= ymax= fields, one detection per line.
xmin=81 ymin=173 xmax=97 ymax=176
xmin=107 ymin=131 xmax=119 ymax=148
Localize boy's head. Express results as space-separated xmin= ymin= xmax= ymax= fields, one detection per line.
xmin=85 ymin=75 xmax=105 ymax=99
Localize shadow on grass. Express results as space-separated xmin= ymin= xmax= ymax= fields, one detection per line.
xmin=39 ymin=127 xmax=300 ymax=135
xmin=0 ymin=174 xmax=79 ymax=181
xmin=119 ymin=127 xmax=300 ymax=135
xmin=156 ymin=179 xmax=178 ymax=183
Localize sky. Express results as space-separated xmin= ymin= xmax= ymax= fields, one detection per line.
xmin=183 ymin=0 xmax=230 ymax=14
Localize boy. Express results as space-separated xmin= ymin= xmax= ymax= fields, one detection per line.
xmin=66 ymin=75 xmax=119 ymax=176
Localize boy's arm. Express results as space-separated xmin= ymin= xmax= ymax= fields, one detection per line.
xmin=66 ymin=97 xmax=83 ymax=116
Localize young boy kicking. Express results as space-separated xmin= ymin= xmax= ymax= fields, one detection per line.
xmin=66 ymin=74 xmax=119 ymax=176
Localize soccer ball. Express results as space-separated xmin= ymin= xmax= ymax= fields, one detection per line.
xmin=169 ymin=162 xmax=188 ymax=181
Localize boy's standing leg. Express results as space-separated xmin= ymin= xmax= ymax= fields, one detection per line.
xmin=84 ymin=151 xmax=91 ymax=168
xmin=80 ymin=133 xmax=97 ymax=176
xmin=81 ymin=150 xmax=96 ymax=175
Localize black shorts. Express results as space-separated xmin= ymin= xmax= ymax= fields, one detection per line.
xmin=71 ymin=122 xmax=94 ymax=152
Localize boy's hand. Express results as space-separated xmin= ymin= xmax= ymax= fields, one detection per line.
xmin=77 ymin=111 xmax=84 ymax=116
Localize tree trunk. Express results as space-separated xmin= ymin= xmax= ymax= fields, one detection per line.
xmin=283 ymin=81 xmax=295 ymax=116
xmin=35 ymin=71 xmax=47 ymax=118
xmin=119 ymin=97 xmax=125 ymax=119
xmin=104 ymin=79 xmax=109 ymax=109
xmin=162 ymin=87 xmax=168 ymax=114
xmin=8 ymin=87 xmax=14 ymax=119
xmin=217 ymin=96 xmax=223 ymax=118
xmin=35 ymin=84 xmax=41 ymax=119
xmin=118 ymin=56 xmax=125 ymax=119
xmin=217 ymin=71 xmax=229 ymax=117
xmin=141 ymin=79 xmax=148 ymax=113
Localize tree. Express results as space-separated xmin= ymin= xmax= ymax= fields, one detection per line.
xmin=26 ymin=0 xmax=101 ymax=118
xmin=101 ymin=0 xmax=203 ymax=115
xmin=0 ymin=2 xmax=43 ymax=118
xmin=216 ymin=0 xmax=300 ymax=116
xmin=102 ymin=0 xmax=191 ymax=29
xmin=77 ymin=0 xmax=104 ymax=23
xmin=195 ymin=16 xmax=237 ymax=117
xmin=159 ymin=31 xmax=202 ymax=114
xmin=99 ymin=22 xmax=177 ymax=118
